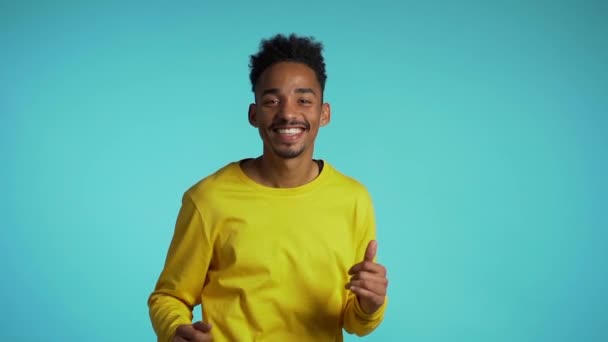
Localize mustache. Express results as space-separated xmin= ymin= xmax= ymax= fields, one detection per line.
xmin=270 ymin=119 xmax=310 ymax=130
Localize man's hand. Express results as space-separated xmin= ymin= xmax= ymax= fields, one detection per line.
xmin=173 ymin=321 xmax=213 ymax=342
xmin=346 ymin=240 xmax=388 ymax=315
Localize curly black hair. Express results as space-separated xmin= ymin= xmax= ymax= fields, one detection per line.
xmin=249 ymin=33 xmax=327 ymax=93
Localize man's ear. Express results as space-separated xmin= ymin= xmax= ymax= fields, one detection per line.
xmin=320 ymin=103 xmax=331 ymax=127
xmin=248 ymin=103 xmax=258 ymax=127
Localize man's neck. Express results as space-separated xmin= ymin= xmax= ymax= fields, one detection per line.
xmin=245 ymin=154 xmax=320 ymax=188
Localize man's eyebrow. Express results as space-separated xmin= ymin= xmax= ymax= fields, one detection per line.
xmin=261 ymin=88 xmax=280 ymax=96
xmin=295 ymin=88 xmax=316 ymax=95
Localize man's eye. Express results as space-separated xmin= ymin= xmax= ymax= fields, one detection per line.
xmin=299 ymin=99 xmax=312 ymax=104
xmin=264 ymin=99 xmax=279 ymax=105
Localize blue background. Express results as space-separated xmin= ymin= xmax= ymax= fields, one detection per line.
xmin=2 ymin=1 xmax=607 ymax=341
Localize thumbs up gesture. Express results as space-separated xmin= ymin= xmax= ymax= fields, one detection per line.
xmin=346 ymin=240 xmax=388 ymax=315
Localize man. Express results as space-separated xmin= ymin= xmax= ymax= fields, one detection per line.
xmin=148 ymin=33 xmax=388 ymax=342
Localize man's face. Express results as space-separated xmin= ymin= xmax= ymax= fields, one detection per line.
xmin=249 ymin=62 xmax=330 ymax=159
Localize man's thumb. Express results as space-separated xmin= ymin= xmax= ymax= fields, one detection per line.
xmin=193 ymin=321 xmax=212 ymax=333
xmin=364 ymin=240 xmax=377 ymax=262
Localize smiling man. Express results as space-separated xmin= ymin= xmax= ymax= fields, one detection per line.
xmin=148 ymin=33 xmax=388 ymax=342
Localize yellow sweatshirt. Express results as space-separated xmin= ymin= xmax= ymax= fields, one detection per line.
xmin=148 ymin=160 xmax=386 ymax=341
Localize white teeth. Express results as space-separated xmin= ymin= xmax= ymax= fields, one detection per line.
xmin=277 ymin=128 xmax=303 ymax=135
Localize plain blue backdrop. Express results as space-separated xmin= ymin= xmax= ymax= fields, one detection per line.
xmin=2 ymin=1 xmax=607 ymax=341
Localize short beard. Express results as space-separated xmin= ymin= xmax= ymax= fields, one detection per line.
xmin=272 ymin=145 xmax=305 ymax=159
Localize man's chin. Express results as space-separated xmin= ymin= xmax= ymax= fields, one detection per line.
xmin=272 ymin=147 xmax=305 ymax=159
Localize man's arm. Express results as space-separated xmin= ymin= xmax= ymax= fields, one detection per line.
xmin=148 ymin=193 xmax=213 ymax=342
xmin=342 ymin=191 xmax=388 ymax=336
xmin=343 ymin=292 xmax=387 ymax=336
xmin=343 ymin=240 xmax=388 ymax=336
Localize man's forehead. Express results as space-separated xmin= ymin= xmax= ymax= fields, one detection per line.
xmin=257 ymin=63 xmax=321 ymax=93
xmin=261 ymin=87 xmax=317 ymax=96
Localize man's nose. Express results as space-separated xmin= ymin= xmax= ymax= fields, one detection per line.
xmin=277 ymin=99 xmax=298 ymax=119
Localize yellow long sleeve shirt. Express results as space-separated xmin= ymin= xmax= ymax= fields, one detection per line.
xmin=148 ymin=160 xmax=387 ymax=341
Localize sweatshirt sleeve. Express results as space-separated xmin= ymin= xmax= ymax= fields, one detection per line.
xmin=148 ymin=193 xmax=213 ymax=342
xmin=343 ymin=188 xmax=387 ymax=336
